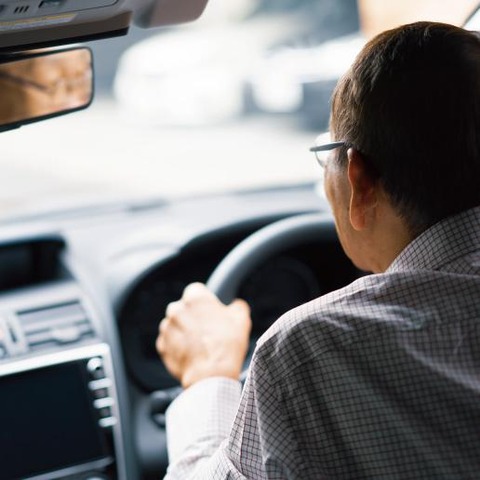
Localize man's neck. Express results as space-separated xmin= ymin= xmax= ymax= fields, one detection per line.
xmin=369 ymin=207 xmax=414 ymax=273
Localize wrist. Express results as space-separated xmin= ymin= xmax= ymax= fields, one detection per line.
xmin=181 ymin=362 xmax=242 ymax=389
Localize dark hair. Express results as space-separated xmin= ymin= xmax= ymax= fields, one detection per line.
xmin=331 ymin=22 xmax=480 ymax=234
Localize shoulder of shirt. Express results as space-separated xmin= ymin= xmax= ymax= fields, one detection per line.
xmin=252 ymin=274 xmax=377 ymax=373
xmin=251 ymin=268 xmax=479 ymax=380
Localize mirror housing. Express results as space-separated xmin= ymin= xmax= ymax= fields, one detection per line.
xmin=0 ymin=47 xmax=93 ymax=132
xmin=0 ymin=0 xmax=210 ymax=51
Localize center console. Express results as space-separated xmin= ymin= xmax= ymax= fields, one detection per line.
xmin=0 ymin=235 xmax=129 ymax=480
xmin=0 ymin=344 xmax=122 ymax=480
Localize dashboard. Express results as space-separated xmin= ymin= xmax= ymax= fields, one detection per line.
xmin=0 ymin=183 xmax=360 ymax=479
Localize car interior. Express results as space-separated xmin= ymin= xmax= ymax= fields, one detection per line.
xmin=0 ymin=0 xmax=479 ymax=479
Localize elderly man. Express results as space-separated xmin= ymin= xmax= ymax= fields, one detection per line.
xmin=157 ymin=21 xmax=480 ymax=479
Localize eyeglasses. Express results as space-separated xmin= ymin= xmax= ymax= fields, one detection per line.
xmin=309 ymin=141 xmax=347 ymax=168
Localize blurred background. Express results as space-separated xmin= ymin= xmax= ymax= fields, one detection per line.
xmin=0 ymin=0 xmax=477 ymax=219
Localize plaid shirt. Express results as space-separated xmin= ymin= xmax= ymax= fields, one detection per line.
xmin=165 ymin=206 xmax=480 ymax=479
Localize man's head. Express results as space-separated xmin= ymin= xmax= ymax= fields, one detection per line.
xmin=325 ymin=22 xmax=480 ymax=271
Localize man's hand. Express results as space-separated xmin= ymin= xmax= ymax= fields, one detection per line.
xmin=156 ymin=283 xmax=252 ymax=389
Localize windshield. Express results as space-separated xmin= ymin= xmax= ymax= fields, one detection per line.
xmin=0 ymin=0 xmax=476 ymax=220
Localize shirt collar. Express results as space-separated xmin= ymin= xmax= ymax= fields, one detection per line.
xmin=387 ymin=206 xmax=480 ymax=273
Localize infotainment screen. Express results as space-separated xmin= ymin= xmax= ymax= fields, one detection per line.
xmin=0 ymin=360 xmax=111 ymax=479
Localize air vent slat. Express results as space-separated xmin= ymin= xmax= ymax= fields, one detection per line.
xmin=26 ymin=330 xmax=56 ymax=346
xmin=19 ymin=302 xmax=85 ymax=325
xmin=16 ymin=301 xmax=95 ymax=351
xmin=22 ymin=313 xmax=88 ymax=334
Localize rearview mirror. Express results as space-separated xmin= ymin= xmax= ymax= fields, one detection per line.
xmin=0 ymin=47 xmax=93 ymax=132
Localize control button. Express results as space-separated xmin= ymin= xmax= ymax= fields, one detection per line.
xmin=92 ymin=387 xmax=109 ymax=399
xmin=93 ymin=397 xmax=114 ymax=409
xmin=87 ymin=357 xmax=103 ymax=371
xmin=99 ymin=416 xmax=117 ymax=428
xmin=88 ymin=378 xmax=112 ymax=391
xmin=87 ymin=358 xmax=105 ymax=379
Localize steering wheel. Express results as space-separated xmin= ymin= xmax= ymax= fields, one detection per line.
xmin=205 ymin=212 xmax=338 ymax=381
xmin=206 ymin=212 xmax=338 ymax=304
xmin=150 ymin=213 xmax=338 ymax=420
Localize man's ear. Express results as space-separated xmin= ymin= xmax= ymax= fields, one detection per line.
xmin=347 ymin=148 xmax=378 ymax=231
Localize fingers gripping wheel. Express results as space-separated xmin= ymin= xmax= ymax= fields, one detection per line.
xmin=206 ymin=213 xmax=338 ymax=305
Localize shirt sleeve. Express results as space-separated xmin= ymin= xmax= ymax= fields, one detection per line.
xmin=163 ymin=357 xmax=300 ymax=480
xmin=164 ymin=377 xmax=242 ymax=479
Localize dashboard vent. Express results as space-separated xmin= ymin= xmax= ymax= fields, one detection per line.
xmin=17 ymin=301 xmax=95 ymax=351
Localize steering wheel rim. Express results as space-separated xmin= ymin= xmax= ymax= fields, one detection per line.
xmin=206 ymin=212 xmax=338 ymax=304
xmin=153 ymin=214 xmax=339 ymax=404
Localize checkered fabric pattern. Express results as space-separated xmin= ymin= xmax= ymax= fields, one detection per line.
xmin=165 ymin=206 xmax=480 ymax=479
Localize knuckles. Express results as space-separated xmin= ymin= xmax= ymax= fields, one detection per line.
xmin=182 ymin=282 xmax=211 ymax=303
xmin=155 ymin=334 xmax=165 ymax=354
xmin=158 ymin=317 xmax=170 ymax=334
xmin=165 ymin=300 xmax=183 ymax=318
